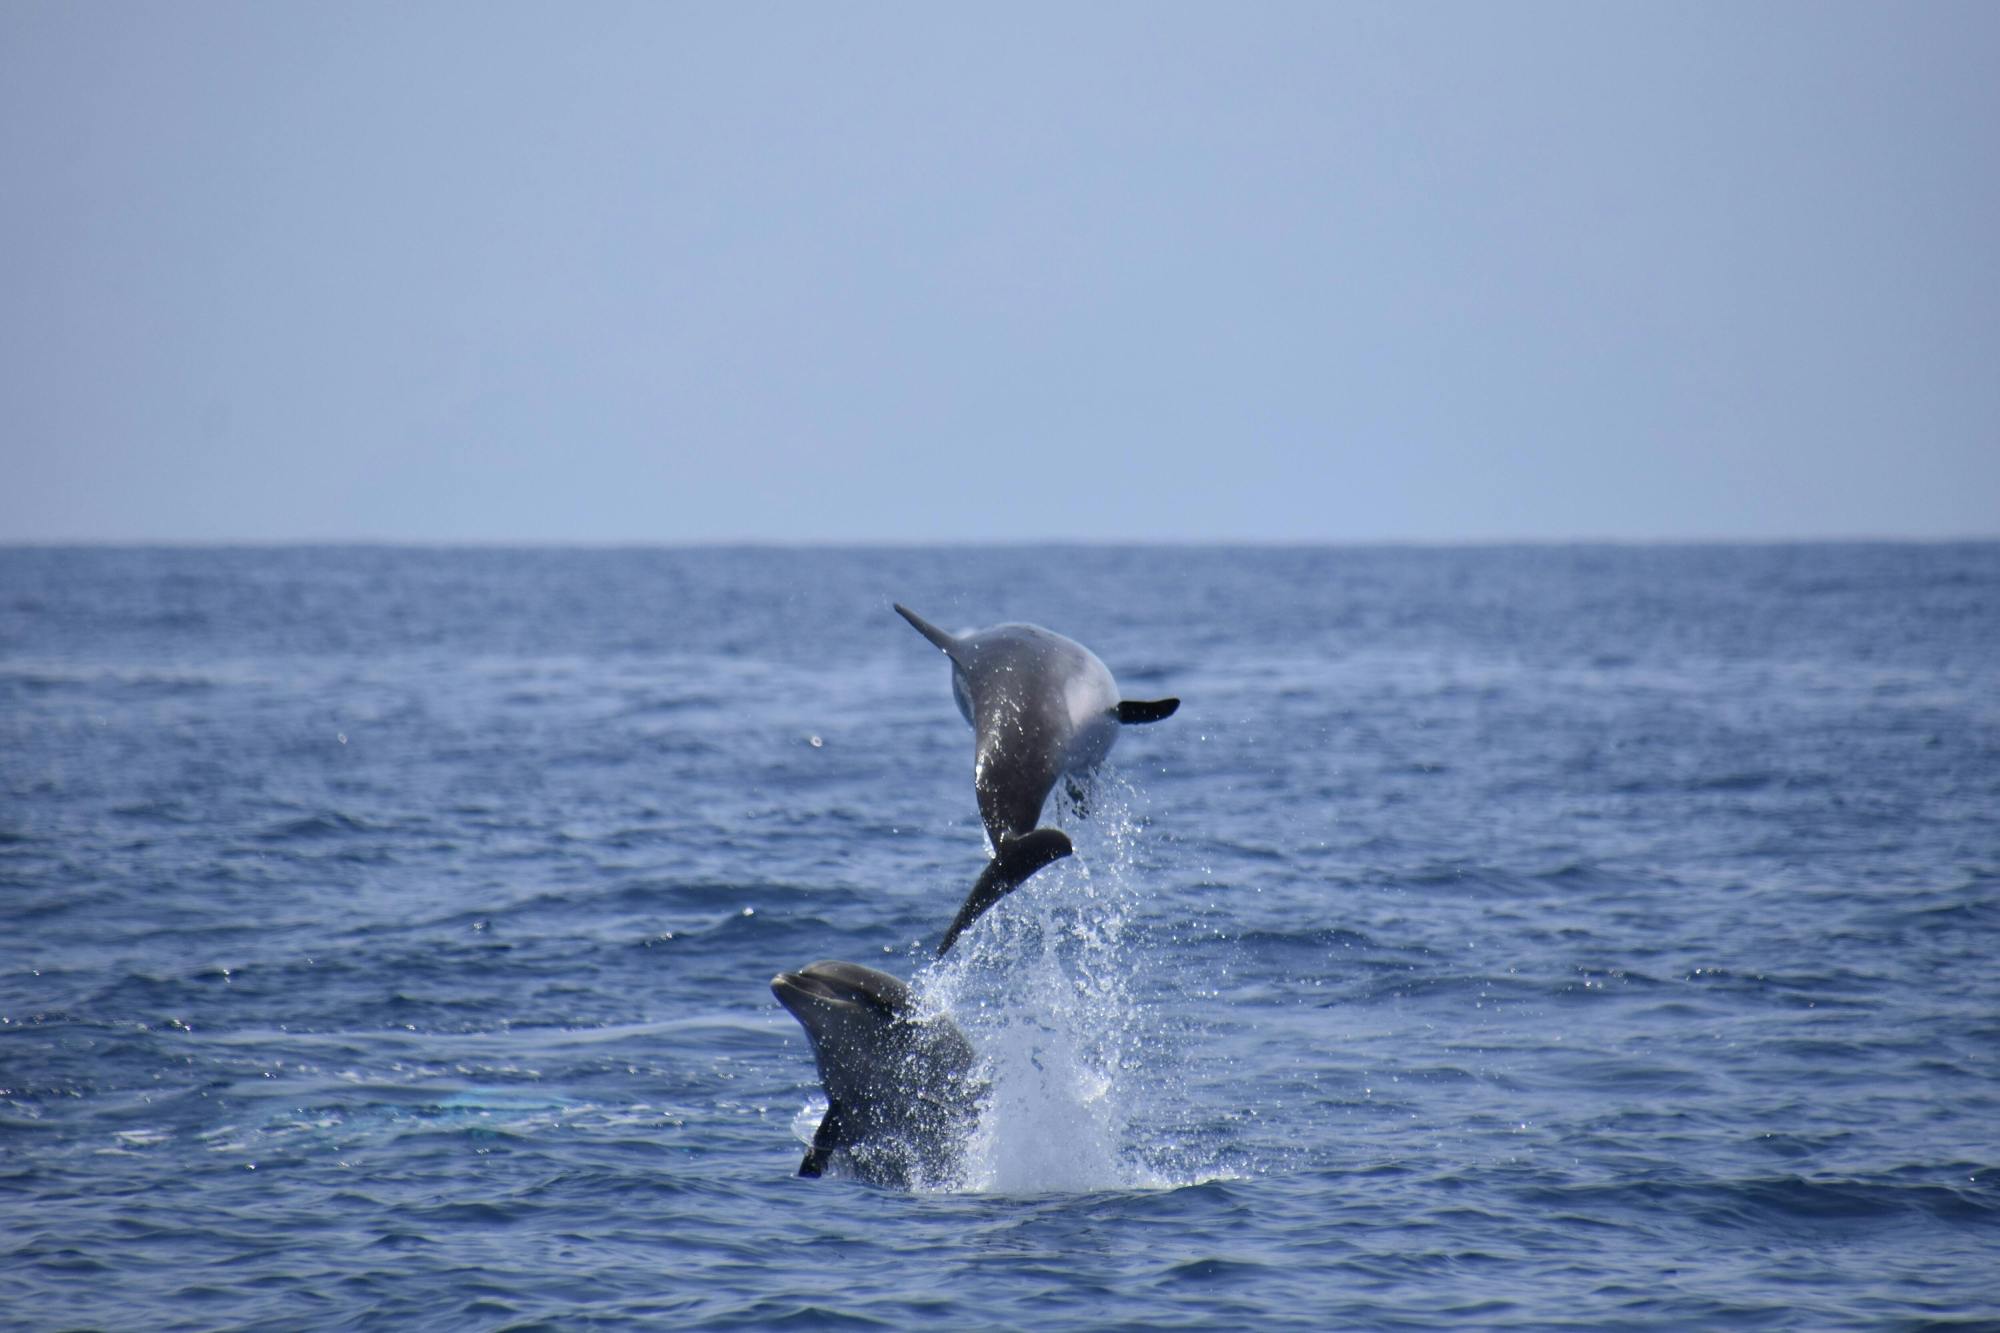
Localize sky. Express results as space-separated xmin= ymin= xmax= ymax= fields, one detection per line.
xmin=2 ymin=2 xmax=1996 ymax=544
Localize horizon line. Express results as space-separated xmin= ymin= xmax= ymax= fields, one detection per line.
xmin=3 ymin=532 xmax=1996 ymax=552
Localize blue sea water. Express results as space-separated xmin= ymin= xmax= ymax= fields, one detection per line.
xmin=2 ymin=543 xmax=1996 ymax=1330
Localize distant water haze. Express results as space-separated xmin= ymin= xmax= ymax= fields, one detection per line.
xmin=3 ymin=3 xmax=1996 ymax=544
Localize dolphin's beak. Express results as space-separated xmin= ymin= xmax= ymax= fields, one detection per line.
xmin=771 ymin=972 xmax=808 ymax=1010
xmin=771 ymin=970 xmax=840 ymax=1017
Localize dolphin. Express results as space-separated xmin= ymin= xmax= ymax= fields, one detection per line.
xmin=894 ymin=604 xmax=1179 ymax=955
xmin=770 ymin=959 xmax=981 ymax=1188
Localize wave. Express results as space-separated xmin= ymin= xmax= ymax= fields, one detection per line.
xmin=1520 ymin=1171 xmax=2000 ymax=1231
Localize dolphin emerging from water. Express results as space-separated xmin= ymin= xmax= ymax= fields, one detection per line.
xmin=770 ymin=960 xmax=981 ymax=1188
xmin=893 ymin=604 xmax=1179 ymax=955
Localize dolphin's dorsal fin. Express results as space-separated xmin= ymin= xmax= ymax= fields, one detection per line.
xmin=894 ymin=604 xmax=963 ymax=661
xmin=1116 ymin=697 xmax=1180 ymax=724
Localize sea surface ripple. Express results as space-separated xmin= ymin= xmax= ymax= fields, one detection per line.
xmin=2 ymin=544 xmax=1996 ymax=1328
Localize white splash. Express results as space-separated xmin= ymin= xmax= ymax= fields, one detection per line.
xmin=917 ymin=771 xmax=1188 ymax=1194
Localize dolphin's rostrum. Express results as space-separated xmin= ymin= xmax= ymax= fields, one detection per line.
xmin=894 ymin=604 xmax=1179 ymax=955
xmin=770 ymin=960 xmax=981 ymax=1188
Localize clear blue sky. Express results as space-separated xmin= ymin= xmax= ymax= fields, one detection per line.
xmin=3 ymin=2 xmax=1995 ymax=543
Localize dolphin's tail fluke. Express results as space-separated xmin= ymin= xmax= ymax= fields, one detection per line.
xmin=894 ymin=603 xmax=963 ymax=659
xmin=936 ymin=828 xmax=1074 ymax=957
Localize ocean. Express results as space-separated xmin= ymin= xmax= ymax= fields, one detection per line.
xmin=2 ymin=543 xmax=1996 ymax=1329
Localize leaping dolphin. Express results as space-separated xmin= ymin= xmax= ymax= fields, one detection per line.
xmin=771 ymin=960 xmax=981 ymax=1188
xmin=894 ymin=604 xmax=1179 ymax=955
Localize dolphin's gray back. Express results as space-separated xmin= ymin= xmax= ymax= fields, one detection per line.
xmin=955 ymin=625 xmax=1118 ymax=843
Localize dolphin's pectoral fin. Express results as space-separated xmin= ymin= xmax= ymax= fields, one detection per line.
xmin=936 ymin=828 xmax=1074 ymax=957
xmin=799 ymin=1101 xmax=850 ymax=1177
xmin=894 ymin=604 xmax=962 ymax=660
xmin=1116 ymin=697 xmax=1180 ymax=724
